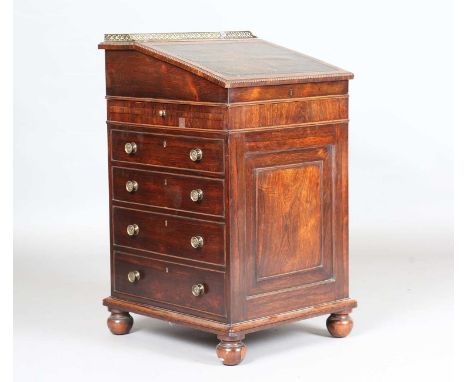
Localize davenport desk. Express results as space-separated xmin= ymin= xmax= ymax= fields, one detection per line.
xmin=98 ymin=31 xmax=357 ymax=365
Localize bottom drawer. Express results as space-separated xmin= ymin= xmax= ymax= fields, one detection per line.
xmin=113 ymin=252 xmax=226 ymax=318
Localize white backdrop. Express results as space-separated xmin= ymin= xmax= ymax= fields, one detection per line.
xmin=14 ymin=1 xmax=453 ymax=381
xmin=14 ymin=0 xmax=452 ymax=235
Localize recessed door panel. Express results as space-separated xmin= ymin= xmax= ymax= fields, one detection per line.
xmin=246 ymin=146 xmax=334 ymax=295
xmin=256 ymin=163 xmax=323 ymax=280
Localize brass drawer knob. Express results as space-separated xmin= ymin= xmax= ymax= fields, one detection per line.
xmin=192 ymin=283 xmax=205 ymax=297
xmin=128 ymin=270 xmax=141 ymax=283
xmin=191 ymin=236 xmax=204 ymax=248
xmin=189 ymin=148 xmax=203 ymax=162
xmin=126 ymin=224 xmax=139 ymax=236
xmin=124 ymin=142 xmax=137 ymax=154
xmin=159 ymin=110 xmax=167 ymax=117
xmin=125 ymin=180 xmax=138 ymax=193
xmin=190 ymin=189 xmax=204 ymax=202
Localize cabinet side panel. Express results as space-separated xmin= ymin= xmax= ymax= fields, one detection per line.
xmin=229 ymin=124 xmax=349 ymax=321
xmin=105 ymin=50 xmax=228 ymax=102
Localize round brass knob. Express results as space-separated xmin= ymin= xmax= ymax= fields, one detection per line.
xmin=125 ymin=180 xmax=138 ymax=193
xmin=190 ymin=236 xmax=204 ymax=248
xmin=190 ymin=189 xmax=204 ymax=202
xmin=128 ymin=270 xmax=141 ymax=283
xmin=126 ymin=224 xmax=139 ymax=236
xmin=192 ymin=283 xmax=205 ymax=297
xmin=189 ymin=148 xmax=203 ymax=162
xmin=124 ymin=142 xmax=137 ymax=154
xmin=159 ymin=110 xmax=167 ymax=117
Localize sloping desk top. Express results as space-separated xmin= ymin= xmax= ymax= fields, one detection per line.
xmin=99 ymin=31 xmax=353 ymax=88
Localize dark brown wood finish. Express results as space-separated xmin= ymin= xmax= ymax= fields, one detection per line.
xmin=326 ymin=313 xmax=354 ymax=338
xmin=100 ymin=32 xmax=356 ymax=365
xmin=228 ymin=81 xmax=348 ymax=103
xmin=107 ymin=98 xmax=227 ymax=130
xmin=103 ymin=296 xmax=356 ymax=334
xmin=112 ymin=166 xmax=225 ymax=217
xmin=228 ymin=96 xmax=348 ymax=129
xmin=228 ymin=124 xmax=348 ymax=320
xmin=113 ymin=252 xmax=226 ymax=319
xmin=110 ymin=129 xmax=225 ymax=174
xmin=104 ymin=50 xmax=228 ymax=102
xmin=99 ymin=36 xmax=353 ymax=88
xmin=107 ymin=309 xmax=134 ymax=335
xmin=112 ymin=206 xmax=226 ymax=266
xmin=216 ymin=337 xmax=247 ymax=366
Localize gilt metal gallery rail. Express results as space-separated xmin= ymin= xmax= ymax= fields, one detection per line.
xmin=104 ymin=31 xmax=256 ymax=42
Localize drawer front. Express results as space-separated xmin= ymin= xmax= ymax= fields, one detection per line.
xmin=111 ymin=129 xmax=225 ymax=174
xmin=228 ymin=95 xmax=348 ymax=129
xmin=107 ymin=99 xmax=226 ymax=130
xmin=114 ymin=252 xmax=226 ymax=317
xmin=113 ymin=207 xmax=225 ymax=266
xmin=112 ymin=167 xmax=225 ymax=217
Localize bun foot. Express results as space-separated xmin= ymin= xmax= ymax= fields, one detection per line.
xmin=326 ymin=313 xmax=353 ymax=338
xmin=216 ymin=337 xmax=247 ymax=366
xmin=107 ymin=309 xmax=133 ymax=335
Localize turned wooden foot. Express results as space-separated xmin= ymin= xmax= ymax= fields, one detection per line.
xmin=216 ymin=336 xmax=247 ymax=366
xmin=107 ymin=309 xmax=133 ymax=335
xmin=326 ymin=313 xmax=353 ymax=338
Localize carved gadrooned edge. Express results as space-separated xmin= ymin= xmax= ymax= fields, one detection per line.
xmin=104 ymin=31 xmax=256 ymax=42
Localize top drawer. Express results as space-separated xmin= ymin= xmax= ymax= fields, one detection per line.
xmin=107 ymin=99 xmax=226 ymax=130
xmin=110 ymin=130 xmax=225 ymax=174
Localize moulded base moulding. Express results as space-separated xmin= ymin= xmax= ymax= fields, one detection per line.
xmin=103 ymin=296 xmax=357 ymax=365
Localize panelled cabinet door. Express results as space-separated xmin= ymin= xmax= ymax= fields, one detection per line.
xmin=231 ymin=125 xmax=348 ymax=320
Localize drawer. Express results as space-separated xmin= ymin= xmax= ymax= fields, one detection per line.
xmin=228 ymin=95 xmax=348 ymax=129
xmin=112 ymin=167 xmax=224 ymax=217
xmin=107 ymin=99 xmax=226 ymax=130
xmin=111 ymin=129 xmax=224 ymax=174
xmin=113 ymin=251 xmax=226 ymax=317
xmin=113 ymin=206 xmax=225 ymax=266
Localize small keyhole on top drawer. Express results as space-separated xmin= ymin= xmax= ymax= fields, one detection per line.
xmin=163 ymin=140 xmax=167 ymax=148
xmin=165 ymin=267 xmax=169 ymax=273
xmin=165 ymin=220 xmax=168 ymax=227
xmin=164 ymin=179 xmax=167 ymax=186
